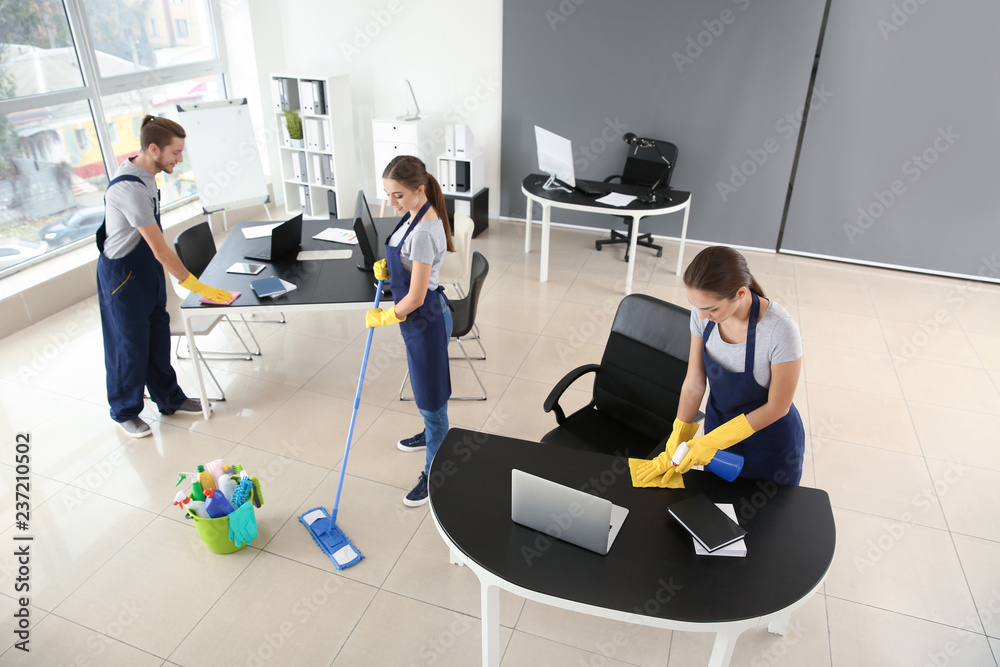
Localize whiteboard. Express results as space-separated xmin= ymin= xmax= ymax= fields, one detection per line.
xmin=177 ymin=99 xmax=269 ymax=214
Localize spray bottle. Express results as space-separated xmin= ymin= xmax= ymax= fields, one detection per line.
xmin=671 ymin=442 xmax=744 ymax=482
xmin=204 ymin=488 xmax=235 ymax=518
xmin=176 ymin=471 xmax=206 ymax=502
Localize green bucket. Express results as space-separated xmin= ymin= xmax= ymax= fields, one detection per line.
xmin=188 ymin=509 xmax=245 ymax=554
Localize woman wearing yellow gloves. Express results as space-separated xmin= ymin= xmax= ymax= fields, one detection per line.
xmin=636 ymin=246 xmax=805 ymax=486
xmin=366 ymin=156 xmax=455 ymax=506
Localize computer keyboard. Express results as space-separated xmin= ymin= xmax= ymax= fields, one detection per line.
xmin=574 ymin=181 xmax=603 ymax=196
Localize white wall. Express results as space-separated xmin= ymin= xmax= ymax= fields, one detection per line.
xmin=230 ymin=0 xmax=503 ymax=214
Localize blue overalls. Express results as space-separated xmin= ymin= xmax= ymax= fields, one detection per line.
xmin=703 ymin=292 xmax=805 ymax=485
xmin=96 ymin=174 xmax=187 ymax=423
xmin=386 ymin=201 xmax=452 ymax=474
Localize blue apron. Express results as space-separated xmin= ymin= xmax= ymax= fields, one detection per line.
xmin=96 ymin=174 xmax=186 ymax=421
xmin=703 ymin=292 xmax=804 ymax=485
xmin=386 ymin=201 xmax=452 ymax=412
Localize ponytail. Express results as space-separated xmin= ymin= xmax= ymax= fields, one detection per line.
xmin=382 ymin=155 xmax=454 ymax=252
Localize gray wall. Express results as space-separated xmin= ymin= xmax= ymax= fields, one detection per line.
xmin=500 ymin=0 xmax=826 ymax=248
xmin=782 ymin=0 xmax=1000 ymax=277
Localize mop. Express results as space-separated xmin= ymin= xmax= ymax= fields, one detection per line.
xmin=299 ymin=280 xmax=384 ymax=569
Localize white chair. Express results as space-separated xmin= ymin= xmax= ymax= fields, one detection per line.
xmin=163 ymin=269 xmax=243 ymax=401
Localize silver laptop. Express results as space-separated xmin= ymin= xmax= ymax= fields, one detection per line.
xmin=511 ymin=469 xmax=629 ymax=556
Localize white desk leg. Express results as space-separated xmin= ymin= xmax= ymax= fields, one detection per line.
xmin=481 ymin=582 xmax=500 ymax=667
xmin=676 ymin=198 xmax=691 ymax=275
xmin=707 ymin=630 xmax=738 ymax=667
xmin=625 ymin=213 xmax=640 ymax=294
xmin=183 ymin=313 xmax=212 ymax=420
xmin=540 ymin=204 xmax=551 ymax=283
xmin=524 ymin=198 xmax=533 ymax=254
xmin=768 ymin=615 xmax=789 ymax=635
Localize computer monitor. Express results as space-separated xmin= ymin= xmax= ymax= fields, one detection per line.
xmin=534 ymin=125 xmax=575 ymax=192
xmin=353 ymin=189 xmax=380 ymax=271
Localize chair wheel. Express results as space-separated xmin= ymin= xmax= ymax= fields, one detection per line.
xmin=624 ymin=255 xmax=630 ymax=262
xmin=656 ymin=250 xmax=663 ymax=257
xmin=595 ymin=243 xmax=602 ymax=251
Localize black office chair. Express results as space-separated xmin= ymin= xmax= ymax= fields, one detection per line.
xmin=400 ymin=251 xmax=490 ymax=401
xmin=173 ymin=221 xmax=261 ymax=359
xmin=541 ymin=294 xmax=692 ymax=459
xmin=595 ymin=139 xmax=678 ymax=261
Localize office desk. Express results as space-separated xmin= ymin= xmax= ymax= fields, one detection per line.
xmin=428 ymin=428 xmax=835 ymax=667
xmin=522 ymin=175 xmax=692 ymax=294
xmin=179 ymin=218 xmax=397 ymax=418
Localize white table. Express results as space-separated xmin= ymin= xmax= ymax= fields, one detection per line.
xmin=522 ymin=175 xmax=692 ymax=294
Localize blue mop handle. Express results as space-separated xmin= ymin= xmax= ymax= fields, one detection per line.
xmin=331 ymin=280 xmax=384 ymax=523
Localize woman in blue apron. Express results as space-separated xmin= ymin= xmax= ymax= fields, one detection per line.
xmin=636 ymin=246 xmax=805 ymax=486
xmin=366 ymin=156 xmax=454 ymax=506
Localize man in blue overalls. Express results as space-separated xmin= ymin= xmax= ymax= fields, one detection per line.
xmin=97 ymin=115 xmax=232 ymax=437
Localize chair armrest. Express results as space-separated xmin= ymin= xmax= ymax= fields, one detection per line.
xmin=543 ymin=364 xmax=600 ymax=425
xmin=603 ymin=175 xmax=622 ymax=184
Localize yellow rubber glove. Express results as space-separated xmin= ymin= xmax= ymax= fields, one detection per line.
xmin=373 ymin=259 xmax=390 ymax=281
xmin=179 ymin=273 xmax=233 ymax=304
xmin=675 ymin=414 xmax=755 ymax=474
xmin=366 ymin=307 xmax=406 ymax=328
xmin=634 ymin=418 xmax=700 ymax=483
xmin=629 ymin=458 xmax=685 ymax=488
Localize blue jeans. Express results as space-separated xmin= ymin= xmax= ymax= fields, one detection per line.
xmin=419 ymin=292 xmax=452 ymax=476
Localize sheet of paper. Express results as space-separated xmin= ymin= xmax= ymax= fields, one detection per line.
xmin=313 ymin=227 xmax=358 ymax=244
xmin=595 ymin=192 xmax=637 ymax=207
xmin=296 ymin=249 xmax=353 ymax=261
xmin=278 ymin=279 xmax=297 ymax=293
xmin=241 ymin=222 xmax=282 ymax=239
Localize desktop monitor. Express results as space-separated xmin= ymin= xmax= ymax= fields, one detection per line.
xmin=534 ymin=125 xmax=575 ymax=191
xmin=353 ymin=189 xmax=380 ymax=271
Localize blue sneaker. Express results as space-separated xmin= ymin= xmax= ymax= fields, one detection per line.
xmin=398 ymin=431 xmax=426 ymax=452
xmin=403 ymin=472 xmax=429 ymax=507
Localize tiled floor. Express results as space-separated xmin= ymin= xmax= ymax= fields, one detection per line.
xmin=0 ymin=217 xmax=998 ymax=666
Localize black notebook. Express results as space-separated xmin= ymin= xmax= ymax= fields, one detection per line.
xmin=668 ymin=493 xmax=747 ymax=553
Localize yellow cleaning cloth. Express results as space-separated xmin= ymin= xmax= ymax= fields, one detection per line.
xmin=628 ymin=458 xmax=685 ymax=489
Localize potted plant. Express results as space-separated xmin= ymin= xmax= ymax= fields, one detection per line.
xmin=284 ymin=110 xmax=303 ymax=148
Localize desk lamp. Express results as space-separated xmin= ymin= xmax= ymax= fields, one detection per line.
xmin=623 ymin=133 xmax=673 ymax=204
xmin=396 ymin=80 xmax=421 ymax=121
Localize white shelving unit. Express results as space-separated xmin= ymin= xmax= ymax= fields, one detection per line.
xmin=371 ymin=117 xmax=430 ymax=196
xmin=437 ymin=151 xmax=484 ymax=196
xmin=271 ymin=73 xmax=356 ymax=219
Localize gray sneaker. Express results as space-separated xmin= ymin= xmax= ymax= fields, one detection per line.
xmin=174 ymin=398 xmax=204 ymax=413
xmin=118 ymin=417 xmax=151 ymax=438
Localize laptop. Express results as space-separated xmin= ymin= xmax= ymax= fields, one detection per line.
xmin=244 ymin=214 xmax=302 ymax=261
xmin=511 ymin=469 xmax=629 ymax=556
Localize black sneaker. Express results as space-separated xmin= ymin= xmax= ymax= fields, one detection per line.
xmin=403 ymin=472 xmax=429 ymax=507
xmin=118 ymin=417 xmax=151 ymax=438
xmin=397 ymin=431 xmax=426 ymax=452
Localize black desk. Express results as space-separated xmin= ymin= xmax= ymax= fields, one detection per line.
xmin=522 ymin=174 xmax=692 ymax=294
xmin=428 ymin=428 xmax=835 ymax=666
xmin=178 ymin=217 xmax=398 ymax=418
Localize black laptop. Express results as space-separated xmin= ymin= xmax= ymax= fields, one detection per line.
xmin=244 ymin=214 xmax=302 ymax=262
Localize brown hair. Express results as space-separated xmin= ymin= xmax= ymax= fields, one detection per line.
xmin=139 ymin=115 xmax=185 ymax=152
xmin=683 ymin=246 xmax=765 ymax=299
xmin=382 ymin=155 xmax=454 ymax=252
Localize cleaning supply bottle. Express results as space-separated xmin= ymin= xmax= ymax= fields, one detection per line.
xmin=205 ymin=459 xmax=226 ymax=486
xmin=204 ymin=488 xmax=235 ymax=518
xmin=190 ymin=477 xmax=206 ymax=502
xmin=175 ymin=472 xmax=198 ymax=487
xmin=197 ymin=464 xmax=216 ymax=492
xmin=217 ymin=471 xmax=238 ymax=502
xmin=187 ymin=498 xmax=210 ymax=519
xmin=671 ymin=442 xmax=744 ymax=482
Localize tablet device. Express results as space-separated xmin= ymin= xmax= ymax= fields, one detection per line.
xmin=227 ymin=262 xmax=266 ymax=275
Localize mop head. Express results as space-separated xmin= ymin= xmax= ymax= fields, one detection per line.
xmin=299 ymin=506 xmax=364 ymax=569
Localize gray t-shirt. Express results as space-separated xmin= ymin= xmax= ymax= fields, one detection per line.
xmin=388 ymin=219 xmax=447 ymax=290
xmin=690 ymin=298 xmax=802 ymax=388
xmin=102 ymin=158 xmax=159 ymax=259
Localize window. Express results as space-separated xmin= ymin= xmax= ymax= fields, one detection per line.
xmin=0 ymin=0 xmax=228 ymax=277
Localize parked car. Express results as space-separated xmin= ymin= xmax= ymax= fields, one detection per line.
xmin=39 ymin=205 xmax=105 ymax=247
xmin=0 ymin=243 xmax=43 ymax=272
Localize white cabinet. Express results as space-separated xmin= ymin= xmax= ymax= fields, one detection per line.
xmin=437 ymin=151 xmax=484 ymax=196
xmin=271 ymin=73 xmax=356 ymax=219
xmin=372 ymin=118 xmax=429 ymax=195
